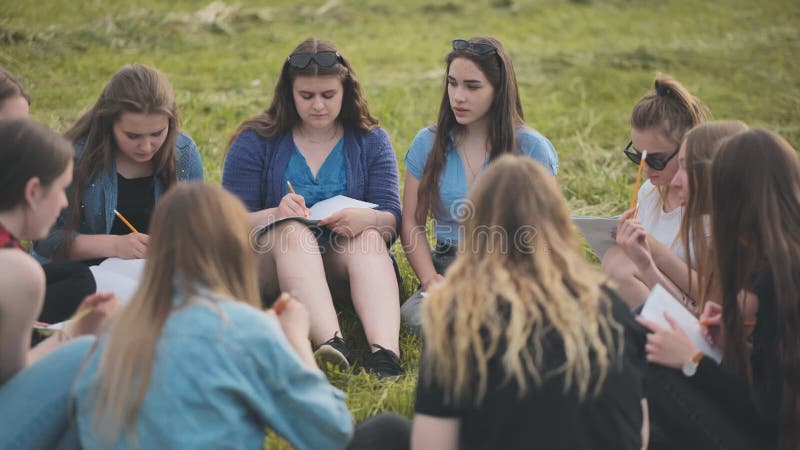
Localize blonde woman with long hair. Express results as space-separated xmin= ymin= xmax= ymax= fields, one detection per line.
xmin=411 ymin=155 xmax=648 ymax=450
xmin=72 ymin=183 xmax=353 ymax=449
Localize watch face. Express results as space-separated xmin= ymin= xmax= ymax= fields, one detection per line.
xmin=682 ymin=361 xmax=698 ymax=377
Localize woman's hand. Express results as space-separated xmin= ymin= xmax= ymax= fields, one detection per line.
xmin=114 ymin=233 xmax=149 ymax=259
xmin=636 ymin=313 xmax=700 ymax=369
xmin=616 ymin=210 xmax=655 ymax=271
xmin=318 ymin=208 xmax=376 ymax=238
xmin=277 ymin=193 xmax=311 ymax=220
xmin=69 ymin=291 xmax=119 ymax=336
xmin=699 ymin=301 xmax=724 ymax=347
xmin=269 ymin=293 xmax=310 ymax=344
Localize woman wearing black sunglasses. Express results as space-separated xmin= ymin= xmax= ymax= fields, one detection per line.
xmin=602 ymin=74 xmax=709 ymax=310
xmin=222 ymin=38 xmax=403 ymax=378
xmin=400 ymin=36 xmax=558 ymax=333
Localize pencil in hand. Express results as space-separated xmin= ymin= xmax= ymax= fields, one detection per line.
xmin=113 ymin=209 xmax=139 ymax=234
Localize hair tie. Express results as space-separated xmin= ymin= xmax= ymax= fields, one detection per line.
xmin=656 ymin=86 xmax=669 ymax=97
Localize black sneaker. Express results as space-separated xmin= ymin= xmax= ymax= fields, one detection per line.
xmin=364 ymin=344 xmax=403 ymax=378
xmin=314 ymin=332 xmax=352 ymax=370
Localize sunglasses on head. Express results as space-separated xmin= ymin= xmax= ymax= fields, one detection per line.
xmin=623 ymin=141 xmax=680 ymax=171
xmin=452 ymin=39 xmax=496 ymax=55
xmin=286 ymin=51 xmax=342 ymax=69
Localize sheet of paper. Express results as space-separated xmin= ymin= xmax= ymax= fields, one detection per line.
xmin=571 ymin=215 xmax=618 ymax=258
xmin=308 ymin=195 xmax=378 ymax=220
xmin=640 ymin=284 xmax=723 ymax=363
xmin=90 ymin=259 xmax=144 ymax=305
xmin=33 ymin=321 xmax=65 ymax=331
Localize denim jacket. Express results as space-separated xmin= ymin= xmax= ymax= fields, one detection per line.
xmin=73 ymin=291 xmax=353 ymax=450
xmin=33 ymin=132 xmax=204 ymax=260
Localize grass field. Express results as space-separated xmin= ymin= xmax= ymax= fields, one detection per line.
xmin=2 ymin=0 xmax=798 ymax=447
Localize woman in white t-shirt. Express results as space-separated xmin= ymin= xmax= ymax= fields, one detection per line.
xmin=615 ymin=121 xmax=748 ymax=314
xmin=602 ymin=75 xmax=709 ymax=309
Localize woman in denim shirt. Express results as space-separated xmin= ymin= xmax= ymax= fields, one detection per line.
xmin=73 ymin=183 xmax=353 ymax=450
xmin=400 ymin=37 xmax=558 ymax=333
xmin=34 ymin=64 xmax=204 ymax=263
xmin=223 ymin=38 xmax=402 ymax=377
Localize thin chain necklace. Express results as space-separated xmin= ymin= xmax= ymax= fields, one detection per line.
xmin=298 ymin=124 xmax=340 ymax=145
xmin=460 ymin=144 xmax=488 ymax=182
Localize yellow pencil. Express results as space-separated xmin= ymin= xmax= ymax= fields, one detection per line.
xmin=629 ymin=150 xmax=648 ymax=212
xmin=113 ymin=209 xmax=139 ymax=234
xmin=286 ymin=181 xmax=310 ymax=218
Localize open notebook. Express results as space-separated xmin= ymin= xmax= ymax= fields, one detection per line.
xmin=34 ymin=258 xmax=144 ymax=332
xmin=640 ymin=284 xmax=723 ymax=363
xmin=89 ymin=257 xmax=145 ymax=305
xmin=254 ymin=195 xmax=378 ymax=237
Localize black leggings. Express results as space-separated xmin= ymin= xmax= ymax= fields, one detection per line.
xmin=347 ymin=413 xmax=411 ymax=450
xmin=39 ymin=261 xmax=96 ymax=323
xmin=647 ymin=364 xmax=760 ymax=450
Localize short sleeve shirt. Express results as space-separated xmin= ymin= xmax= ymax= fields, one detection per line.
xmin=404 ymin=127 xmax=558 ymax=245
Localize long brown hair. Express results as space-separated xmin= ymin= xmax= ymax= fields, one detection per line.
xmin=630 ymin=74 xmax=710 ymax=203
xmin=62 ymin=64 xmax=180 ymax=257
xmin=710 ymin=129 xmax=800 ymax=450
xmin=229 ymin=37 xmax=378 ymax=145
xmin=679 ymin=120 xmax=748 ymax=309
xmin=415 ymin=36 xmax=525 ymax=224
xmin=423 ymin=155 xmax=623 ymax=407
xmin=86 ymin=182 xmax=261 ymax=442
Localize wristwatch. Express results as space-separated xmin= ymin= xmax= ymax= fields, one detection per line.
xmin=681 ymin=351 xmax=704 ymax=377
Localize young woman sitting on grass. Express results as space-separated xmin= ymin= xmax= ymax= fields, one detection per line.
xmin=637 ymin=129 xmax=800 ymax=450
xmin=400 ymin=36 xmax=558 ymax=333
xmin=0 ymin=119 xmax=117 ymax=450
xmin=411 ymin=155 xmax=648 ymax=450
xmin=603 ymin=75 xmax=709 ymax=310
xmin=0 ymin=67 xmax=98 ymax=327
xmin=34 ymin=64 xmax=204 ymax=263
xmin=222 ymin=37 xmax=402 ymax=377
xmin=616 ymin=120 xmax=748 ymax=312
xmin=72 ymin=183 xmax=353 ymax=450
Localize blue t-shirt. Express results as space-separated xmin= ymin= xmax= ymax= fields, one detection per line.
xmin=404 ymin=127 xmax=558 ymax=245
xmin=284 ymin=137 xmax=347 ymax=207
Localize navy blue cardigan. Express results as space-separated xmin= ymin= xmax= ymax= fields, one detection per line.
xmin=222 ymin=127 xmax=401 ymax=237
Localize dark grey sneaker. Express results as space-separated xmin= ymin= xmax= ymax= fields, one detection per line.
xmin=314 ymin=332 xmax=352 ymax=370
xmin=364 ymin=344 xmax=403 ymax=378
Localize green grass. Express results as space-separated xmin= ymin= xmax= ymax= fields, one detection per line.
xmin=2 ymin=0 xmax=798 ymax=447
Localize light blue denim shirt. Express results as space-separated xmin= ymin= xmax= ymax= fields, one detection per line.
xmin=33 ymin=131 xmax=204 ymax=260
xmin=73 ymin=292 xmax=353 ymax=450
xmin=404 ymin=126 xmax=558 ymax=245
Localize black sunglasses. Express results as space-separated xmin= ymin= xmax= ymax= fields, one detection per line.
xmin=452 ymin=39 xmax=496 ymax=55
xmin=623 ymin=141 xmax=680 ymax=171
xmin=286 ymin=51 xmax=342 ymax=69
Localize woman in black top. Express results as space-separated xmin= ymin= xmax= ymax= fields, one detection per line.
xmin=638 ymin=129 xmax=800 ymax=450
xmin=411 ymin=155 xmax=648 ymax=450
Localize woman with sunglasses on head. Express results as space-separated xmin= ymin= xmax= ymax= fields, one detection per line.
xmin=400 ymin=36 xmax=558 ymax=333
xmin=635 ymin=129 xmax=800 ymax=450
xmin=223 ymin=38 xmax=403 ymax=377
xmin=602 ymin=74 xmax=709 ymax=310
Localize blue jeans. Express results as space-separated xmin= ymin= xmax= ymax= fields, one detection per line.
xmin=0 ymin=336 xmax=94 ymax=450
